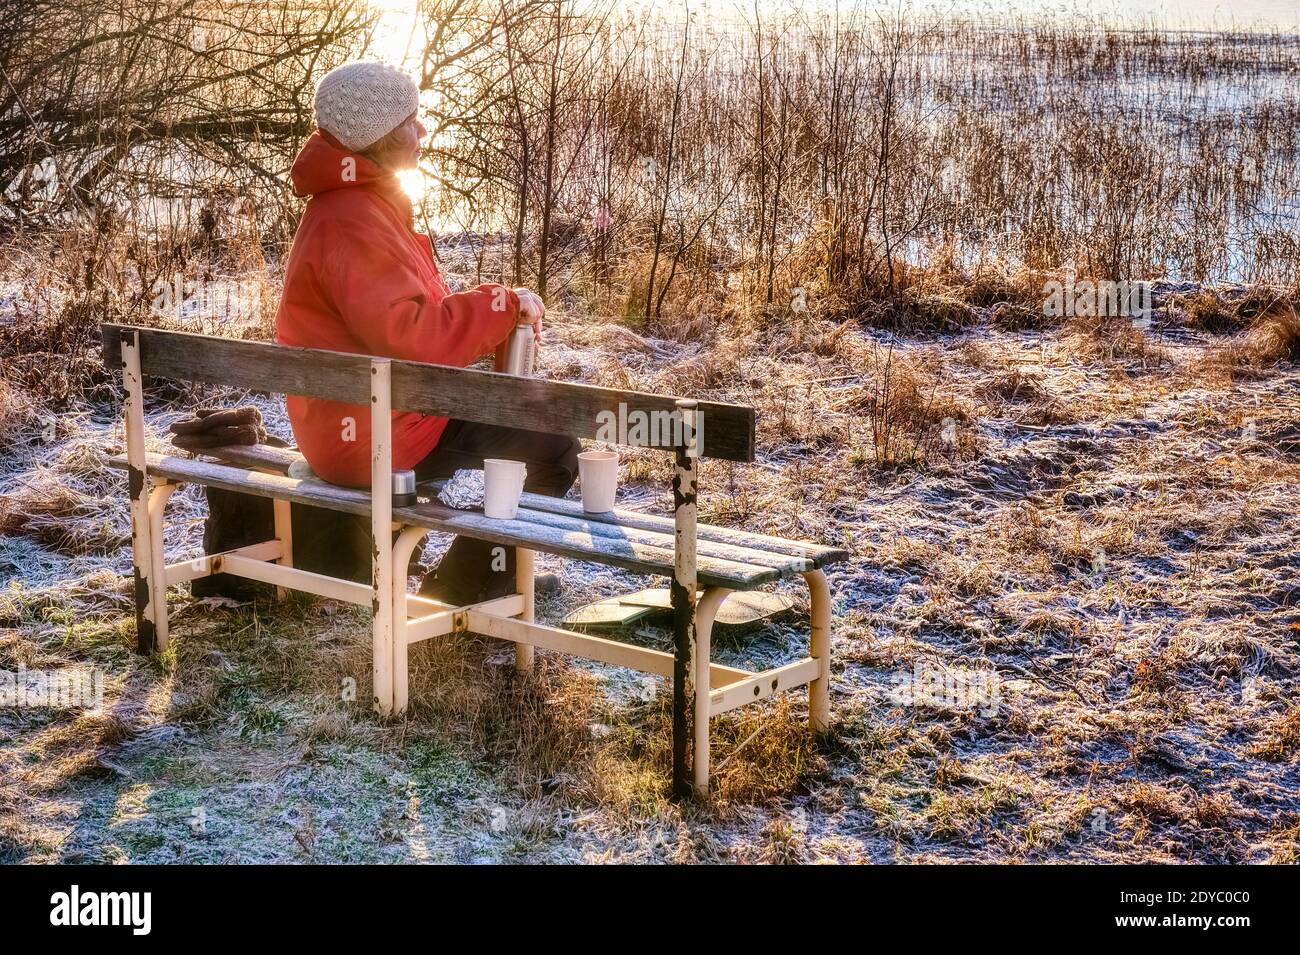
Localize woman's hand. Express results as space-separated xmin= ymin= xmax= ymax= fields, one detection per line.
xmin=514 ymin=287 xmax=544 ymax=344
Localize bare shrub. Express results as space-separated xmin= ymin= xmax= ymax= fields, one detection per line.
xmin=854 ymin=343 xmax=976 ymax=468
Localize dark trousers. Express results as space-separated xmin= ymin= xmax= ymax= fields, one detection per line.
xmin=415 ymin=419 xmax=580 ymax=603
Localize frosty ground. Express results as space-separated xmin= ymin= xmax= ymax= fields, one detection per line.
xmin=2 ymin=285 xmax=1299 ymax=864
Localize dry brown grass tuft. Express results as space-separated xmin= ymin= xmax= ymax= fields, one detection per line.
xmin=402 ymin=633 xmax=606 ymax=795
xmin=955 ymin=266 xmax=1044 ymax=311
xmin=1246 ymin=306 xmax=1300 ymax=364
xmin=1191 ymin=791 xmax=1234 ymax=829
xmin=1171 ymin=290 xmax=1242 ymax=333
xmin=1250 ymin=705 xmax=1300 ymax=762
xmin=610 ymin=251 xmax=734 ymax=342
xmin=979 ymin=368 xmax=1045 ymax=404
xmin=990 ymin=302 xmax=1050 ymax=331
xmin=1063 ymin=315 xmax=1167 ymax=366
xmin=0 ymin=473 xmax=126 ymax=554
xmin=757 ymin=817 xmax=808 ymax=864
xmin=1194 ymin=299 xmax=1300 ymax=381
xmin=0 ymin=378 xmax=40 ymax=434
xmin=709 ymin=698 xmax=828 ymax=806
xmin=1132 ymin=653 xmax=1179 ymax=695
xmin=847 ymin=346 xmax=978 ymax=468
xmin=864 ymin=293 xmax=981 ymax=335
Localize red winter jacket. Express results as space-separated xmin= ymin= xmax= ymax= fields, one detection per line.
xmin=275 ymin=130 xmax=519 ymax=486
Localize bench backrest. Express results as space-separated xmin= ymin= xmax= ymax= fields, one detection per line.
xmin=101 ymin=324 xmax=755 ymax=462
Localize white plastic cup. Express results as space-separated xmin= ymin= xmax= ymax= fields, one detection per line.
xmin=578 ymin=450 xmax=619 ymax=513
xmin=483 ymin=459 xmax=527 ymax=519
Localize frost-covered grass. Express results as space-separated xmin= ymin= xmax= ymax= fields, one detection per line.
xmin=3 ymin=280 xmax=1299 ymax=863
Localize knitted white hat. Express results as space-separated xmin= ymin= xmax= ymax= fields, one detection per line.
xmin=313 ymin=61 xmax=420 ymax=152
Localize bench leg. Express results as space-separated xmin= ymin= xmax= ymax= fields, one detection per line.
xmin=146 ymin=483 xmax=177 ymax=653
xmin=273 ymin=498 xmax=293 ymax=601
xmin=126 ymin=477 xmax=155 ymax=655
xmin=371 ymin=358 xmax=394 ymax=716
xmin=803 ymin=569 xmax=831 ymax=731
xmin=391 ymin=526 xmax=431 ymax=716
xmin=120 ymin=329 xmax=171 ymax=656
xmin=128 ymin=481 xmax=175 ymax=655
xmin=671 ymin=400 xmax=699 ymax=800
xmin=515 ymin=547 xmax=535 ymax=674
xmin=693 ymin=587 xmax=731 ymax=796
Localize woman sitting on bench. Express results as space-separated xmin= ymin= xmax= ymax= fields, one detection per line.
xmin=276 ymin=61 xmax=579 ymax=606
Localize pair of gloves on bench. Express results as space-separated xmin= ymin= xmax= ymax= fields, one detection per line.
xmin=169 ymin=406 xmax=267 ymax=450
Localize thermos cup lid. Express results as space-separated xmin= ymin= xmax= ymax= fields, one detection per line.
xmin=392 ymin=469 xmax=417 ymax=506
xmin=392 ymin=470 xmax=416 ymax=494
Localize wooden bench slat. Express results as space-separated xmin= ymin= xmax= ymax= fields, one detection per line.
xmin=480 ymin=488 xmax=849 ymax=568
xmin=398 ymin=501 xmax=777 ymax=588
xmin=101 ymin=324 xmax=755 ymax=461
xmin=198 ymin=443 xmax=302 ymax=474
xmin=198 ymin=444 xmax=847 ymax=569
xmin=108 ymin=453 xmax=782 ymax=588
xmin=508 ymin=504 xmax=814 ymax=575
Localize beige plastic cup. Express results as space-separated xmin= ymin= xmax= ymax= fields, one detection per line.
xmin=483 ymin=458 xmax=527 ymax=519
xmin=578 ymin=450 xmax=619 ymax=513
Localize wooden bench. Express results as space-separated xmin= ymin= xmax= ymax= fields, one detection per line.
xmin=101 ymin=323 xmax=846 ymax=797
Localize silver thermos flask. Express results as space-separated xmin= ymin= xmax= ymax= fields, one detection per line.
xmin=503 ymin=320 xmax=535 ymax=377
xmin=391 ymin=469 xmax=417 ymax=507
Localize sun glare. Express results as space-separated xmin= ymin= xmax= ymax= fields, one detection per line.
xmin=366 ymin=2 xmax=429 ymax=203
xmin=370 ymin=0 xmax=422 ymax=66
xmin=397 ymin=168 xmax=427 ymax=202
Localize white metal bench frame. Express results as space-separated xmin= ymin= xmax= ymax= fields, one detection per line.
xmin=116 ymin=328 xmax=831 ymax=797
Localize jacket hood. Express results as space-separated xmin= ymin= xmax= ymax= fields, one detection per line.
xmin=290 ymin=130 xmax=408 ymax=214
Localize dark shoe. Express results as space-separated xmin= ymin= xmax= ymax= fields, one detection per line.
xmin=420 ymin=572 xmax=561 ymax=604
xmin=417 ymin=574 xmax=481 ymax=607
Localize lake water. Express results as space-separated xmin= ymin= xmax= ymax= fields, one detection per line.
xmin=372 ymin=0 xmax=1300 ymax=53
xmin=899 ymin=1 xmax=1299 ymax=30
